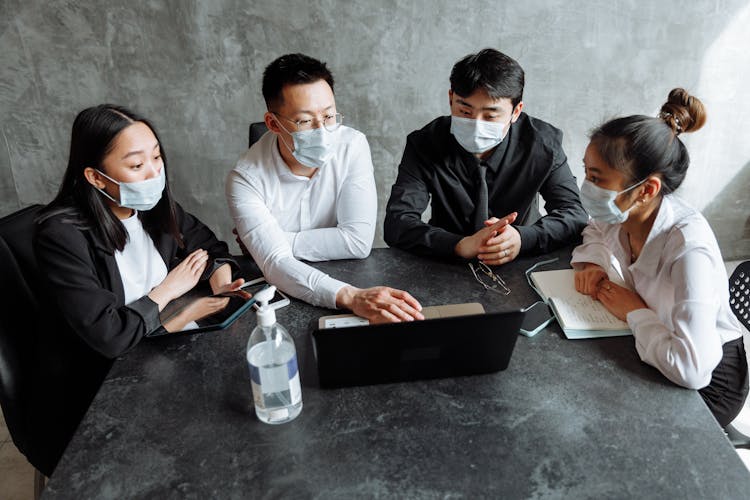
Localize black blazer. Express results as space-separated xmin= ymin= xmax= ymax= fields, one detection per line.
xmin=384 ymin=114 xmax=588 ymax=258
xmin=30 ymin=202 xmax=234 ymax=474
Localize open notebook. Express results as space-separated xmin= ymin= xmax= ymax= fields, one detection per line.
xmin=528 ymin=269 xmax=631 ymax=339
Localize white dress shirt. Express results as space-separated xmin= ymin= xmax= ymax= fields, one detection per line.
xmin=571 ymin=195 xmax=742 ymax=390
xmin=226 ymin=126 xmax=377 ymax=309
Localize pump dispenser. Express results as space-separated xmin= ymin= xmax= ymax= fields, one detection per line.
xmin=246 ymin=286 xmax=302 ymax=424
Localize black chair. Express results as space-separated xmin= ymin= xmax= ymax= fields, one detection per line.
xmin=726 ymin=260 xmax=750 ymax=449
xmin=729 ymin=262 xmax=750 ymax=331
xmin=249 ymin=121 xmax=268 ymax=148
xmin=0 ymin=204 xmax=46 ymax=494
xmin=232 ymin=121 xmax=270 ymax=257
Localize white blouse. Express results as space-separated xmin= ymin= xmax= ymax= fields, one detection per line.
xmin=114 ymin=212 xmax=168 ymax=306
xmin=571 ymin=195 xmax=742 ymax=390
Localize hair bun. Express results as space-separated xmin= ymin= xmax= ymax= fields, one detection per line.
xmin=659 ymin=88 xmax=706 ymax=135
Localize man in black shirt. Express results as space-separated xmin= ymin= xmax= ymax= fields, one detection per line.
xmin=384 ymin=49 xmax=587 ymax=265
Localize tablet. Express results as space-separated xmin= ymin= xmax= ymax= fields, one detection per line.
xmin=153 ymin=277 xmax=267 ymax=335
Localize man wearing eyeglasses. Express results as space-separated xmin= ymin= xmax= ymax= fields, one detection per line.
xmin=384 ymin=49 xmax=588 ymax=265
xmin=227 ymin=53 xmax=423 ymax=323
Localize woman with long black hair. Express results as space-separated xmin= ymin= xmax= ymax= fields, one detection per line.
xmin=32 ymin=104 xmax=242 ymax=474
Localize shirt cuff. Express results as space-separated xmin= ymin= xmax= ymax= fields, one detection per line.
xmin=126 ymin=295 xmax=162 ymax=335
xmin=431 ymin=231 xmax=464 ymax=259
xmin=515 ymin=225 xmax=538 ymax=254
xmin=317 ymin=275 xmax=349 ymax=310
xmin=285 ymin=232 xmax=297 ymax=253
xmin=626 ymin=308 xmax=659 ymax=336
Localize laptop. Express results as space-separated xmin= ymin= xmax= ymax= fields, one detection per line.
xmin=311 ymin=306 xmax=525 ymax=388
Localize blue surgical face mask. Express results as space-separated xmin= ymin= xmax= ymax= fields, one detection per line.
xmin=96 ymin=168 xmax=165 ymax=212
xmin=276 ymin=119 xmax=337 ymax=169
xmin=580 ymin=178 xmax=647 ymax=224
xmin=450 ymin=116 xmax=509 ymax=154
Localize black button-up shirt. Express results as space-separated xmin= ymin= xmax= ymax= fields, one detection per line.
xmin=384 ymin=113 xmax=588 ymax=258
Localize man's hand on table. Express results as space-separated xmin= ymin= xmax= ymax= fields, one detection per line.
xmin=336 ymin=285 xmax=424 ymax=324
xmin=477 ymin=217 xmax=521 ymax=265
xmin=455 ymin=212 xmax=518 ymax=262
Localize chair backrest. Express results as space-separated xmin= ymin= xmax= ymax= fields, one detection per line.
xmin=0 ymin=204 xmax=43 ymax=463
xmin=729 ymin=261 xmax=750 ymax=331
xmin=249 ymin=122 xmax=269 ymax=148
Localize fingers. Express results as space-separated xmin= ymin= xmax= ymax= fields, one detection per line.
xmin=574 ymin=272 xmax=585 ymax=294
xmin=487 ymin=212 xmax=517 ymax=231
xmin=356 ymin=287 xmax=425 ymax=323
xmin=478 ymin=253 xmax=512 ymax=266
xmin=183 ymin=249 xmax=209 ymax=273
xmin=380 ymin=290 xmax=423 ymax=321
xmin=386 ymin=301 xmax=416 ymax=322
xmin=228 ymin=278 xmax=252 ymax=299
xmin=594 ymin=284 xmax=612 ymax=304
xmin=483 ymin=217 xmax=501 ymax=227
xmin=478 ymin=234 xmax=516 ymax=264
xmin=370 ymin=309 xmax=401 ymax=324
xmin=480 ymin=223 xmax=516 ymax=249
xmin=574 ymin=269 xmax=607 ymax=296
xmin=390 ymin=289 xmax=423 ymax=312
xmin=228 ymin=278 xmax=245 ymax=290
xmin=481 ymin=234 xmax=504 ymax=248
xmin=590 ymin=274 xmax=609 ymax=296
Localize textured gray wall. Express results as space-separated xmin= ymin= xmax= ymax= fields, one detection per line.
xmin=2 ymin=0 xmax=749 ymax=258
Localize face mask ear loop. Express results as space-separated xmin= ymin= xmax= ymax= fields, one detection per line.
xmin=92 ymin=169 xmax=123 ymax=206
xmin=95 ymin=184 xmax=121 ymax=206
xmin=618 ymin=177 xmax=649 ymax=211
xmin=272 ymin=116 xmax=296 ymax=155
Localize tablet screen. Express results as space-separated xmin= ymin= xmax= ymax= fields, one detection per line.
xmin=155 ymin=277 xmax=266 ymax=335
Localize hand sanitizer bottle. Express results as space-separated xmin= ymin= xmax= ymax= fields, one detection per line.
xmin=246 ymin=286 xmax=302 ymax=424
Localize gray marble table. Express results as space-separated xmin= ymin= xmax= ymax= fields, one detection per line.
xmin=44 ymin=248 xmax=750 ymax=499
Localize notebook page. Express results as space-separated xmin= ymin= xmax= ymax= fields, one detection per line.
xmin=549 ymin=295 xmax=629 ymax=330
xmin=531 ymin=269 xmax=629 ymax=331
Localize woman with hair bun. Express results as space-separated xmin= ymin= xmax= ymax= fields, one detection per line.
xmin=572 ymin=88 xmax=747 ymax=427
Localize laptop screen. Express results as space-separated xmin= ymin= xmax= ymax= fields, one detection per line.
xmin=312 ymin=309 xmax=524 ymax=388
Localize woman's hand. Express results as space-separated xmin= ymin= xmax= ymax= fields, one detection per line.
xmin=595 ymin=280 xmax=648 ymax=321
xmin=209 ymin=264 xmax=251 ymax=299
xmin=574 ymin=263 xmax=608 ymax=296
xmin=149 ymin=249 xmax=209 ymax=309
xmin=162 ymin=296 xmax=230 ymax=333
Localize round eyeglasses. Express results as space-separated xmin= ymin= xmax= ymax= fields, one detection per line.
xmin=273 ymin=112 xmax=343 ymax=132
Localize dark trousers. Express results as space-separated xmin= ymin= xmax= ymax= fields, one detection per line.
xmin=699 ymin=337 xmax=749 ymax=428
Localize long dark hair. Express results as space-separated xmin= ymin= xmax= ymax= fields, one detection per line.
xmin=38 ymin=104 xmax=183 ymax=251
xmin=589 ymin=88 xmax=707 ymax=195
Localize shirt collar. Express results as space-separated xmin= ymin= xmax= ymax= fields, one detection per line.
xmin=483 ymin=129 xmax=510 ymax=172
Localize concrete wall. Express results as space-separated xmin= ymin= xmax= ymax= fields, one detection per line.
xmin=2 ymin=0 xmax=749 ymax=258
